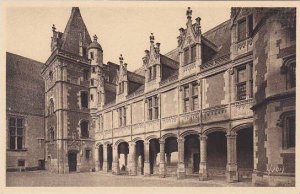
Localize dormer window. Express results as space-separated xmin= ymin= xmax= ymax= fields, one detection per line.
xmin=238 ymin=19 xmax=247 ymax=42
xmin=119 ymin=82 xmax=124 ymax=94
xmin=183 ymin=44 xmax=197 ymax=66
xmin=237 ymin=15 xmax=253 ymax=42
xmin=148 ymin=65 xmax=156 ymax=81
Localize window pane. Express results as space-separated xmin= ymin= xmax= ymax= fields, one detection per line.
xmin=148 ymin=99 xmax=152 ymax=108
xmin=184 ymin=87 xmax=189 ymax=98
xmin=154 ymin=108 xmax=159 ymax=119
xmin=237 ymin=67 xmax=247 ymax=83
xmin=184 ymin=99 xmax=190 ymax=112
xmin=9 ymin=118 xmax=16 ymax=127
xmin=237 ymin=83 xmax=247 ymax=100
xmin=154 ymin=97 xmax=158 ymax=106
xmin=17 ymin=137 xmax=23 ymax=149
xmin=238 ymin=19 xmax=247 ymax=41
xmin=149 ymin=109 xmax=152 ymax=120
xmin=10 ymin=136 xmax=16 ymax=149
xmin=10 ymin=127 xmax=16 ymax=136
xmin=191 ymin=45 xmax=196 ymax=62
xmin=184 ymin=48 xmax=189 ymax=65
xmin=17 ymin=128 xmax=23 ymax=136
xmin=192 ymin=84 xmax=198 ymax=96
xmin=193 ymin=97 xmax=199 ymax=110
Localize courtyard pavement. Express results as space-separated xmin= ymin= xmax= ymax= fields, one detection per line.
xmin=6 ymin=171 xmax=253 ymax=187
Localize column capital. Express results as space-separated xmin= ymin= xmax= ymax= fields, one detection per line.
xmin=159 ymin=139 xmax=165 ymax=144
xmin=130 ymin=141 xmax=136 ymax=146
xmin=199 ymin=134 xmax=207 ymax=140
xmin=177 ymin=138 xmax=184 ymax=144
xmin=226 ymin=132 xmax=237 ymax=138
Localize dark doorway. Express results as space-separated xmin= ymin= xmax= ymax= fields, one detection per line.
xmin=149 ymin=139 xmax=160 ymax=174
xmin=107 ymin=144 xmax=113 ymax=171
xmin=68 ymin=152 xmax=77 ymax=172
xmin=193 ymin=153 xmax=200 ymax=173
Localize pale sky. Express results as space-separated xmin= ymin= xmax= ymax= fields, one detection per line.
xmin=6 ymin=5 xmax=230 ymax=71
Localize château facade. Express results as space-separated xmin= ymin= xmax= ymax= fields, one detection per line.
xmin=7 ymin=6 xmax=295 ymax=187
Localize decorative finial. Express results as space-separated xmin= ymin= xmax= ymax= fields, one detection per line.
xmin=119 ymin=54 xmax=124 ymax=64
xmin=52 ymin=24 xmax=56 ymax=32
xmin=93 ymin=34 xmax=98 ymax=41
xmin=195 ymin=17 xmax=201 ymax=25
xmin=150 ymin=33 xmax=155 ymax=43
xmin=186 ymin=7 xmax=192 ymax=19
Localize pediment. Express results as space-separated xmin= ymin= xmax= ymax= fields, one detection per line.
xmin=181 ymin=25 xmax=197 ymax=49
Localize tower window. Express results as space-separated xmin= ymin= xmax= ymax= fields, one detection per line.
xmin=92 ymin=67 xmax=96 ymax=73
xmin=280 ymin=112 xmax=295 ymax=149
xmin=90 ymin=52 xmax=94 ymax=60
xmin=49 ymin=71 xmax=53 ymax=81
xmin=85 ymin=149 xmax=91 ymax=160
xmin=80 ymin=91 xmax=88 ymax=108
xmin=80 ymin=120 xmax=89 ymax=138
xmin=48 ymin=98 xmax=54 ymax=116
xmin=90 ymin=94 xmax=94 ymax=101
xmin=83 ymin=70 xmax=89 ymax=81
xmin=18 ymin=159 xmax=25 ymax=167
xmin=49 ymin=128 xmax=54 ymax=143
xmin=147 ymin=96 xmax=159 ymax=120
xmin=91 ymin=79 xmax=94 ymax=86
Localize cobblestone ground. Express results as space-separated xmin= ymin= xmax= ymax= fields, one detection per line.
xmin=6 ymin=171 xmax=253 ymax=187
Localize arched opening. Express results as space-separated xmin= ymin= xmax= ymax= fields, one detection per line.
xmin=80 ymin=120 xmax=89 ymax=138
xmin=118 ymin=142 xmax=129 ymax=174
xmin=99 ymin=145 xmax=103 ymax=171
xmin=184 ymin=134 xmax=200 ymax=175
xmin=149 ymin=139 xmax=160 ymax=175
xmin=237 ymin=126 xmax=253 ymax=181
xmin=165 ymin=136 xmax=178 ymax=177
xmin=68 ymin=151 xmax=77 ymax=172
xmin=207 ymin=131 xmax=227 ymax=178
xmin=135 ymin=140 xmax=144 ymax=175
xmin=107 ymin=144 xmax=113 ymax=171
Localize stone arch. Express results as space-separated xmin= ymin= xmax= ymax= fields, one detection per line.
xmin=161 ymin=133 xmax=177 ymax=141
xmin=180 ymin=130 xmax=199 ymax=139
xmin=132 ymin=137 xmax=144 ymax=143
xmin=145 ymin=135 xmax=159 ymax=142
xmin=95 ymin=142 xmax=103 ymax=148
xmin=231 ymin=122 xmax=253 ymax=133
xmin=203 ymin=127 xmax=227 ymax=136
xmin=104 ymin=141 xmax=112 ymax=145
xmin=114 ymin=139 xmax=127 ymax=147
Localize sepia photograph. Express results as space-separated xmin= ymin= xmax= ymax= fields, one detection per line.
xmin=1 ymin=1 xmax=299 ymax=193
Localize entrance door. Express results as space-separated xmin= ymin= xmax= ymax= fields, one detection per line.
xmin=193 ymin=153 xmax=200 ymax=173
xmin=68 ymin=152 xmax=77 ymax=172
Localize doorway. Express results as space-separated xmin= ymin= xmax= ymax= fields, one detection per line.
xmin=68 ymin=152 xmax=77 ymax=172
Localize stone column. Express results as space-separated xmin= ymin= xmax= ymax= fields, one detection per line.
xmin=128 ymin=142 xmax=137 ymax=176
xmin=199 ymin=134 xmax=208 ymax=181
xmin=95 ymin=146 xmax=100 ymax=171
xmin=166 ymin=153 xmax=171 ymax=165
xmin=144 ymin=141 xmax=150 ymax=176
xmin=102 ymin=144 xmax=108 ymax=172
xmin=177 ymin=138 xmax=186 ymax=179
xmin=159 ymin=140 xmax=166 ymax=178
xmin=226 ymin=132 xmax=238 ymax=183
xmin=112 ymin=145 xmax=120 ymax=175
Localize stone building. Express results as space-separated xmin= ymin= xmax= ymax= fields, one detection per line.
xmin=6 ymin=52 xmax=45 ymax=171
xmin=39 ymin=7 xmax=295 ymax=186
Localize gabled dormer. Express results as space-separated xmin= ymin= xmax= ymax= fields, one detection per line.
xmin=177 ymin=7 xmax=202 ymax=79
xmin=143 ymin=33 xmax=162 ymax=92
xmin=230 ymin=8 xmax=254 ymax=59
xmin=116 ymin=54 xmax=128 ymax=102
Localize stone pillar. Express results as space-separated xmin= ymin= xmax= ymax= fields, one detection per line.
xmin=128 ymin=142 xmax=137 ymax=176
xmin=102 ymin=144 xmax=108 ymax=172
xmin=112 ymin=145 xmax=120 ymax=175
xmin=226 ymin=133 xmax=238 ymax=183
xmin=199 ymin=134 xmax=208 ymax=181
xmin=95 ymin=146 xmax=100 ymax=171
xmin=177 ymin=138 xmax=186 ymax=179
xmin=144 ymin=141 xmax=150 ymax=176
xmin=159 ymin=140 xmax=166 ymax=178
xmin=166 ymin=153 xmax=171 ymax=165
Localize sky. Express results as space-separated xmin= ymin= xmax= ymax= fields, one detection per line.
xmin=6 ymin=5 xmax=230 ymax=71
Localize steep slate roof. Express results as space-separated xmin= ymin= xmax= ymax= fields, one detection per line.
xmin=61 ymin=7 xmax=92 ymax=55
xmin=202 ymin=19 xmax=231 ymax=59
xmin=6 ymin=52 xmax=45 ymax=116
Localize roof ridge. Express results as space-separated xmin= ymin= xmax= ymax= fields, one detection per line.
xmin=6 ymin=52 xmax=44 ymax=65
